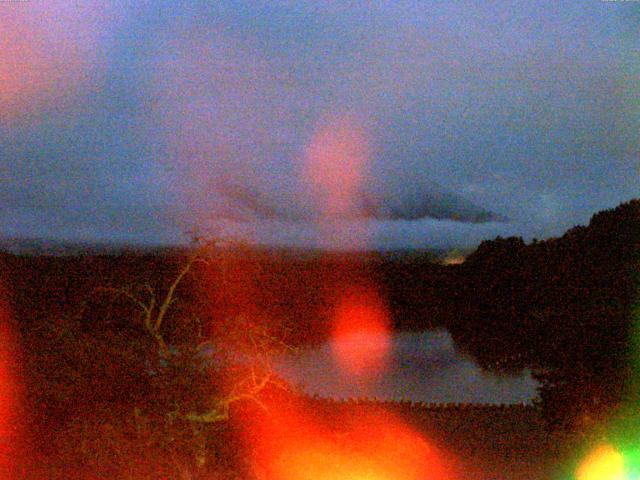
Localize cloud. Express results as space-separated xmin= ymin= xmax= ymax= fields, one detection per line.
xmin=213 ymin=177 xmax=504 ymax=224
xmin=0 ymin=1 xmax=637 ymax=247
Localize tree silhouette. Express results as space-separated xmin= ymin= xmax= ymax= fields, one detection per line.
xmin=447 ymin=199 xmax=640 ymax=429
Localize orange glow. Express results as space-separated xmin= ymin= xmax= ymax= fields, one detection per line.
xmin=442 ymin=255 xmax=466 ymax=265
xmin=577 ymin=445 xmax=626 ymax=480
xmin=245 ymin=396 xmax=458 ymax=480
xmin=0 ymin=17 xmax=47 ymax=114
xmin=330 ymin=285 xmax=391 ymax=380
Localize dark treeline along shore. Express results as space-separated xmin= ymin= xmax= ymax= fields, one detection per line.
xmin=0 ymin=199 xmax=639 ymax=478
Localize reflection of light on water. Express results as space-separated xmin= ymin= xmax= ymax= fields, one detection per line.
xmin=330 ymin=285 xmax=391 ymax=380
xmin=330 ymin=331 xmax=389 ymax=373
xmin=275 ymin=330 xmax=539 ymax=404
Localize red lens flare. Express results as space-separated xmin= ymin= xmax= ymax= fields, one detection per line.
xmin=218 ymin=112 xmax=458 ymax=480
xmin=301 ymin=114 xmax=393 ymax=379
xmin=0 ymin=4 xmax=108 ymax=123
xmin=330 ymin=285 xmax=392 ymax=380
xmin=302 ymin=113 xmax=370 ymax=220
xmin=244 ymin=395 xmax=459 ymax=480
xmin=0 ymin=284 xmax=22 ymax=478
xmin=300 ymin=112 xmax=373 ymax=250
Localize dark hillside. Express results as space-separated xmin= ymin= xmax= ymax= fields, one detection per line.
xmin=447 ymin=199 xmax=640 ymax=428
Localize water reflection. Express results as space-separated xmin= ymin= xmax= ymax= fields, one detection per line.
xmin=277 ymin=329 xmax=538 ymax=404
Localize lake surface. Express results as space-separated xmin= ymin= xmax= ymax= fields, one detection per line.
xmin=277 ymin=329 xmax=538 ymax=404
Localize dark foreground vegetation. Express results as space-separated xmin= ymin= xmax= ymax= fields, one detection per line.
xmin=0 ymin=199 xmax=638 ymax=478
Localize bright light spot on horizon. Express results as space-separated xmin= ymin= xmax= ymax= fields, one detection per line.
xmin=443 ymin=255 xmax=466 ymax=265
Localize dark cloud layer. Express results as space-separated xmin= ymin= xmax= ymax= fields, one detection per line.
xmin=214 ymin=177 xmax=504 ymax=223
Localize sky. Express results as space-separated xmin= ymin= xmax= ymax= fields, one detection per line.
xmin=1 ymin=0 xmax=638 ymax=250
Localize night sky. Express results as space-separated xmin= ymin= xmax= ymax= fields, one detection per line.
xmin=1 ymin=1 xmax=638 ymax=249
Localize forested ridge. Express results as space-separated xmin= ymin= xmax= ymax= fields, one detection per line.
xmin=448 ymin=199 xmax=640 ymax=427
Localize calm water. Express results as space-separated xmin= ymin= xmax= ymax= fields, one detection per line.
xmin=277 ymin=329 xmax=538 ymax=404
